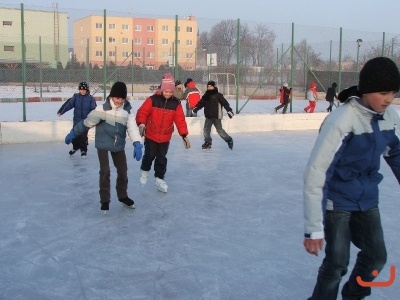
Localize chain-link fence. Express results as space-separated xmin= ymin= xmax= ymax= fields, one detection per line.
xmin=1 ymin=3 xmax=399 ymax=121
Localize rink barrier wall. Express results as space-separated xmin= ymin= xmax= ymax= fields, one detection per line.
xmin=0 ymin=113 xmax=327 ymax=144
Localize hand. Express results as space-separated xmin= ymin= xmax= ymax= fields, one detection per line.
xmin=138 ymin=124 xmax=146 ymax=137
xmin=303 ymin=238 xmax=324 ymax=256
xmin=57 ymin=113 xmax=61 ymax=117
xmin=227 ymin=111 xmax=234 ymax=119
xmin=64 ymin=129 xmax=76 ymax=144
xmin=133 ymin=141 xmax=143 ymax=161
xmin=182 ymin=136 xmax=190 ymax=149
xmin=192 ymin=108 xmax=198 ymax=114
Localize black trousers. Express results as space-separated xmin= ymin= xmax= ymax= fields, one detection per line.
xmin=140 ymin=138 xmax=170 ymax=179
xmin=72 ymin=130 xmax=89 ymax=152
xmin=97 ymin=149 xmax=128 ymax=203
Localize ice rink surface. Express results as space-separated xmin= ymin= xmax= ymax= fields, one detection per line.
xmin=0 ymin=130 xmax=399 ymax=299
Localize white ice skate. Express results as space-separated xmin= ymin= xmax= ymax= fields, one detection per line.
xmin=155 ymin=177 xmax=168 ymax=193
xmin=140 ymin=170 xmax=149 ymax=187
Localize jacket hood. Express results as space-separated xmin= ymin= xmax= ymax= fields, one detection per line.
xmin=187 ymin=81 xmax=196 ymax=89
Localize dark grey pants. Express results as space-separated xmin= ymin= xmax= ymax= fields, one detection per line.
xmin=97 ymin=149 xmax=128 ymax=203
xmin=203 ymin=118 xmax=232 ymax=144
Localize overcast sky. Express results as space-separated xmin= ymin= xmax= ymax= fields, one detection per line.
xmin=4 ymin=0 xmax=400 ymax=34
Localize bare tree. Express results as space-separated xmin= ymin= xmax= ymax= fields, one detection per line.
xmin=209 ymin=19 xmax=237 ymax=65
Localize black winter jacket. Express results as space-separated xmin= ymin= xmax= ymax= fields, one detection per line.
xmin=194 ymin=88 xmax=233 ymax=119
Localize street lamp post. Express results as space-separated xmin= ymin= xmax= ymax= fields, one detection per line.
xmin=356 ymin=38 xmax=363 ymax=85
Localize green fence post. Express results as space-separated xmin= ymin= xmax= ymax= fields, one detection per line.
xmin=235 ymin=18 xmax=240 ymax=114
xmin=39 ymin=36 xmax=43 ymax=99
xmin=290 ymin=22 xmax=294 ymax=113
xmin=103 ymin=9 xmax=107 ymax=100
xmin=21 ymin=3 xmax=26 ymax=122
xmin=338 ymin=27 xmax=342 ymax=92
xmin=382 ymin=32 xmax=386 ymax=56
xmin=86 ymin=38 xmax=90 ymax=83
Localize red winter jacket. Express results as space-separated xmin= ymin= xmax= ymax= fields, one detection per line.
xmin=136 ymin=94 xmax=188 ymax=143
xmin=183 ymin=81 xmax=201 ymax=108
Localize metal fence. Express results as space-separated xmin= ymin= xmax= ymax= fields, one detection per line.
xmin=1 ymin=3 xmax=399 ymax=121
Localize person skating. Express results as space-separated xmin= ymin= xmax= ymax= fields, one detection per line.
xmin=136 ymin=73 xmax=190 ymax=193
xmin=65 ymin=81 xmax=142 ymax=213
xmin=57 ymin=81 xmax=96 ymax=157
xmin=192 ymin=80 xmax=234 ymax=150
xmin=304 ymin=82 xmax=318 ymax=113
xmin=325 ymin=82 xmax=339 ymax=112
xmin=304 ymin=57 xmax=400 ymax=300
xmin=274 ymin=83 xmax=292 ymax=114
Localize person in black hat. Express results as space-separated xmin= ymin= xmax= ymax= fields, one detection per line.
xmin=325 ymin=82 xmax=338 ymax=112
xmin=192 ymin=80 xmax=234 ymax=149
xmin=64 ymin=81 xmax=143 ymax=213
xmin=57 ymin=81 xmax=96 ymax=157
xmin=304 ymin=57 xmax=400 ymax=300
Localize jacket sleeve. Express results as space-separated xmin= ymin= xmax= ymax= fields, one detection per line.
xmin=73 ymin=107 xmax=104 ymax=136
xmin=136 ymin=97 xmax=153 ymax=125
xmin=194 ymin=96 xmax=205 ymax=110
xmin=217 ymin=94 xmax=233 ymax=112
xmin=57 ymin=95 xmax=75 ymax=115
xmin=304 ymin=117 xmax=347 ymax=239
xmin=383 ymin=111 xmax=400 ymax=183
xmin=126 ymin=114 xmax=142 ymax=143
xmin=174 ymin=103 xmax=189 ymax=137
xmin=90 ymin=96 xmax=97 ymax=111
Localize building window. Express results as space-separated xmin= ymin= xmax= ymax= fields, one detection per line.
xmin=134 ymin=38 xmax=141 ymax=45
xmin=186 ymin=53 xmax=193 ymax=59
xmin=162 ymin=38 xmax=168 ymax=45
xmin=3 ymin=21 xmax=12 ymax=26
xmin=186 ymin=26 xmax=193 ymax=32
xmin=109 ymin=23 xmax=116 ymax=30
xmin=122 ymin=51 xmax=129 ymax=58
xmin=134 ymin=25 xmax=141 ymax=31
xmin=109 ymin=37 xmax=116 ymax=43
xmin=147 ymin=38 xmax=154 ymax=45
xmin=122 ymin=37 xmax=128 ymax=44
xmin=147 ymin=52 xmax=154 ymax=58
xmin=95 ymin=36 xmax=103 ymax=43
xmin=186 ymin=40 xmax=193 ymax=46
xmin=122 ymin=24 xmax=129 ymax=30
xmin=147 ymin=25 xmax=154 ymax=32
xmin=95 ymin=51 xmax=103 ymax=57
xmin=109 ymin=51 xmax=115 ymax=57
xmin=4 ymin=45 xmax=14 ymax=51
xmin=134 ymin=52 xmax=141 ymax=58
xmin=162 ymin=25 xmax=168 ymax=31
xmin=162 ymin=52 xmax=168 ymax=58
xmin=95 ymin=22 xmax=102 ymax=29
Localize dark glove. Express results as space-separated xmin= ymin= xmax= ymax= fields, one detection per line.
xmin=192 ymin=108 xmax=198 ymax=114
xmin=133 ymin=141 xmax=143 ymax=161
xmin=138 ymin=124 xmax=146 ymax=137
xmin=64 ymin=129 xmax=76 ymax=144
xmin=227 ymin=111 xmax=234 ymax=119
xmin=182 ymin=136 xmax=190 ymax=149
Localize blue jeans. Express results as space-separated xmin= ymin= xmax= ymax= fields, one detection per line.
xmin=309 ymin=208 xmax=387 ymax=300
xmin=203 ymin=118 xmax=232 ymax=144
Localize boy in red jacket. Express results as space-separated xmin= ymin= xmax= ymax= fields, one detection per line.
xmin=136 ymin=73 xmax=190 ymax=193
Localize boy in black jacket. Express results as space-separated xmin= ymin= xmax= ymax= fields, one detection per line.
xmin=325 ymin=82 xmax=338 ymax=112
xmin=193 ymin=81 xmax=234 ymax=150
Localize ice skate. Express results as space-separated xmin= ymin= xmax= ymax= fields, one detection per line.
xmin=201 ymin=142 xmax=212 ymax=149
xmin=119 ymin=197 xmax=135 ymax=209
xmin=227 ymin=139 xmax=233 ymax=150
xmin=69 ymin=149 xmax=76 ymax=156
xmin=81 ymin=151 xmax=87 ymax=158
xmin=101 ymin=202 xmax=109 ymax=214
xmin=155 ymin=177 xmax=168 ymax=193
xmin=140 ymin=170 xmax=149 ymax=187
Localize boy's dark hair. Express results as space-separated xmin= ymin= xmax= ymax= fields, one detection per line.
xmin=358 ymin=57 xmax=400 ymax=94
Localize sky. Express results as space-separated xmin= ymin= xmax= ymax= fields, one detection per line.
xmin=4 ymin=0 xmax=400 ymax=34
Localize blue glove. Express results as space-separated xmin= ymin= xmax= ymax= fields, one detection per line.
xmin=133 ymin=141 xmax=143 ymax=161
xmin=64 ymin=129 xmax=76 ymax=144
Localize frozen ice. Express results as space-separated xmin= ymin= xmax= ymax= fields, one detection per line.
xmin=0 ymin=130 xmax=399 ymax=299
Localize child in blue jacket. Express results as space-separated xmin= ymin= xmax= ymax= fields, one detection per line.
xmin=304 ymin=57 xmax=400 ymax=300
xmin=57 ymin=82 xmax=96 ymax=157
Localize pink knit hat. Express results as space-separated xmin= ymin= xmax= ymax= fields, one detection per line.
xmin=160 ymin=73 xmax=175 ymax=92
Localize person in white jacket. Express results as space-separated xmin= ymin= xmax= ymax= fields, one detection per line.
xmin=65 ymin=81 xmax=142 ymax=213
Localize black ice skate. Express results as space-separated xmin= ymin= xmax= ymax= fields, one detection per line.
xmin=202 ymin=142 xmax=212 ymax=149
xmin=101 ymin=202 xmax=109 ymax=214
xmin=228 ymin=139 xmax=233 ymax=150
xmin=119 ymin=197 xmax=135 ymax=209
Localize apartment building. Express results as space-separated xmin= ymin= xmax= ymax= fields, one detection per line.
xmin=73 ymin=15 xmax=197 ymax=70
xmin=0 ymin=7 xmax=68 ymax=68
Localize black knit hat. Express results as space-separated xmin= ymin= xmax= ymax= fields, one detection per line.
xmin=109 ymin=81 xmax=127 ymax=99
xmin=207 ymin=80 xmax=216 ymax=87
xmin=358 ymin=57 xmax=400 ymax=94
